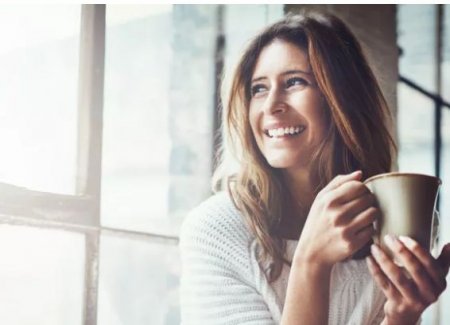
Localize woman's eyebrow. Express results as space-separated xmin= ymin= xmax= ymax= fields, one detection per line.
xmin=251 ymin=69 xmax=313 ymax=84
xmin=282 ymin=69 xmax=312 ymax=76
xmin=251 ymin=76 xmax=266 ymax=84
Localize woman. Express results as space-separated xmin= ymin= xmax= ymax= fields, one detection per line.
xmin=180 ymin=12 xmax=450 ymax=324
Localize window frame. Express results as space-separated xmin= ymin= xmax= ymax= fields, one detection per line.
xmin=0 ymin=5 xmax=179 ymax=325
xmin=397 ymin=4 xmax=449 ymax=324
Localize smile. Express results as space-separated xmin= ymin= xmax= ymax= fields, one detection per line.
xmin=264 ymin=125 xmax=306 ymax=138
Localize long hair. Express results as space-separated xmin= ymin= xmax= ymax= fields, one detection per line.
xmin=213 ymin=12 xmax=397 ymax=282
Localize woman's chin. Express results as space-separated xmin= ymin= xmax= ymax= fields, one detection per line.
xmin=264 ymin=151 xmax=312 ymax=170
xmin=266 ymin=157 xmax=300 ymax=169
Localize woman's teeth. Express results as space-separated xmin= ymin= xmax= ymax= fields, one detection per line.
xmin=267 ymin=126 xmax=305 ymax=138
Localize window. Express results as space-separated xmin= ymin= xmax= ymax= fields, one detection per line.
xmin=0 ymin=5 xmax=84 ymax=325
xmin=0 ymin=4 xmax=282 ymax=324
xmin=398 ymin=4 xmax=450 ymax=324
xmin=0 ymin=5 xmax=80 ymax=194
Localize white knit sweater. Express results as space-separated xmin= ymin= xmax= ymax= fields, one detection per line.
xmin=179 ymin=191 xmax=388 ymax=324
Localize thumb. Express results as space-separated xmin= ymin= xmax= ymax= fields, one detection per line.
xmin=437 ymin=243 xmax=450 ymax=272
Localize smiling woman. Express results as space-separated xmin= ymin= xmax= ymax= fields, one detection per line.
xmin=180 ymin=11 xmax=450 ymax=325
xmin=249 ymin=40 xmax=327 ymax=171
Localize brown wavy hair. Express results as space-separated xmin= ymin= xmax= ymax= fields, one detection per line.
xmin=213 ymin=12 xmax=397 ymax=282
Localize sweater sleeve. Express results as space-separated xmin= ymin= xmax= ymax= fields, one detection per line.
xmin=179 ymin=195 xmax=276 ymax=325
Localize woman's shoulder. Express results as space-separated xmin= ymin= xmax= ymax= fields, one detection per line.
xmin=179 ymin=191 xmax=257 ymax=274
xmin=180 ymin=191 xmax=253 ymax=249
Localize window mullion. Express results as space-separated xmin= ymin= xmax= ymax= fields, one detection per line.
xmin=77 ymin=4 xmax=105 ymax=223
xmin=77 ymin=4 xmax=106 ymax=325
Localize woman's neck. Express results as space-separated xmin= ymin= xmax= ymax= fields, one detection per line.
xmin=275 ymin=168 xmax=318 ymax=240
xmin=282 ymin=168 xmax=317 ymax=209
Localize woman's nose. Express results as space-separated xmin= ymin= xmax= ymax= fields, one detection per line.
xmin=263 ymin=88 xmax=288 ymax=115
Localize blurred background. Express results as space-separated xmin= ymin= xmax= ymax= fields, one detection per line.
xmin=0 ymin=4 xmax=448 ymax=325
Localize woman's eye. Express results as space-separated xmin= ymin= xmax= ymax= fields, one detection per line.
xmin=251 ymin=84 xmax=267 ymax=97
xmin=286 ymin=77 xmax=307 ymax=88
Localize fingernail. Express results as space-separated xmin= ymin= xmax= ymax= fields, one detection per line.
xmin=384 ymin=234 xmax=398 ymax=249
xmin=371 ymin=244 xmax=381 ymax=257
xmin=398 ymin=236 xmax=416 ymax=249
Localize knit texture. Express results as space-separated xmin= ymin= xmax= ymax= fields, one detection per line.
xmin=179 ymin=191 xmax=388 ymax=324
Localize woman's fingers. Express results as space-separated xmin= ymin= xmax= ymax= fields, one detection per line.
xmin=366 ymin=255 xmax=401 ymax=301
xmin=437 ymin=243 xmax=450 ymax=272
xmin=385 ymin=235 xmax=442 ymax=304
xmin=331 ymin=180 xmax=371 ymax=206
xmin=370 ymin=243 xmax=423 ymax=303
xmin=350 ymin=205 xmax=378 ymax=231
xmin=368 ymin=236 xmax=448 ymax=308
xmin=339 ymin=191 xmax=375 ymax=218
xmin=321 ymin=170 xmax=362 ymax=194
xmin=397 ymin=236 xmax=448 ymax=291
xmin=350 ymin=207 xmax=377 ymax=244
xmin=350 ymin=224 xmax=375 ymax=255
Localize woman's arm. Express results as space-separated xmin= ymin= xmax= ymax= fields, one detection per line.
xmin=280 ymin=171 xmax=378 ymax=324
xmin=281 ymin=256 xmax=332 ymax=325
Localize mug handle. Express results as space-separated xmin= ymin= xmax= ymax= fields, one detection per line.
xmin=431 ymin=209 xmax=440 ymax=258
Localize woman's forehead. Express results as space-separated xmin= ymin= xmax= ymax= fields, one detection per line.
xmin=251 ymin=40 xmax=312 ymax=79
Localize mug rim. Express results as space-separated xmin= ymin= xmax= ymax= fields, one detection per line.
xmin=364 ymin=172 xmax=442 ymax=185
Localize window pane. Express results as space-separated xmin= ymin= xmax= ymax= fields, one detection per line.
xmin=442 ymin=4 xmax=450 ymax=103
xmin=97 ymin=234 xmax=180 ymax=325
xmin=398 ymin=5 xmax=448 ymax=324
xmin=102 ymin=5 xmax=218 ymax=236
xmin=0 ymin=225 xmax=85 ymax=325
xmin=439 ymin=107 xmax=450 ymax=324
xmin=0 ymin=5 xmax=80 ymax=194
xmin=101 ymin=5 xmax=172 ymax=234
xmin=438 ymin=5 xmax=450 ymax=324
xmin=397 ymin=84 xmax=435 ymax=174
xmin=398 ymin=5 xmax=436 ymax=91
xmin=397 ymin=5 xmax=435 ymax=175
xmin=224 ymin=5 xmax=283 ymax=75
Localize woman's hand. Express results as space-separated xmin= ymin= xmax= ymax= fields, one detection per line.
xmin=366 ymin=236 xmax=450 ymax=325
xmin=294 ymin=170 xmax=379 ymax=268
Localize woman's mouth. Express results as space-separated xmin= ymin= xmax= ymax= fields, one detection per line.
xmin=264 ymin=125 xmax=306 ymax=138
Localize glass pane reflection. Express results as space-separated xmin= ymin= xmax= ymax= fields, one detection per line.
xmin=98 ymin=234 xmax=180 ymax=325
xmin=101 ymin=5 xmax=172 ymax=234
xmin=0 ymin=5 xmax=80 ymax=194
xmin=0 ymin=225 xmax=84 ymax=325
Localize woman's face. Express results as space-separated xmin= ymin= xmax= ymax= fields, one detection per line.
xmin=249 ymin=39 xmax=328 ymax=172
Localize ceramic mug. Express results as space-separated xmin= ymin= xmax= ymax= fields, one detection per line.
xmin=364 ymin=172 xmax=441 ymax=263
